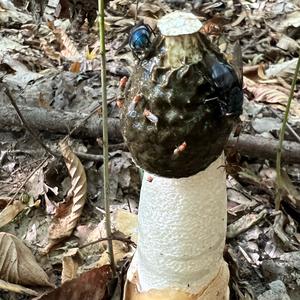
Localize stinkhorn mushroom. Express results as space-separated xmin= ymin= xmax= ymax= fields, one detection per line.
xmin=120 ymin=11 xmax=243 ymax=300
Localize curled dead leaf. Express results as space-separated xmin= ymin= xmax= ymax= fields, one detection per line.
xmin=52 ymin=27 xmax=81 ymax=60
xmin=0 ymin=232 xmax=52 ymax=287
xmin=257 ymin=64 xmax=267 ymax=80
xmin=45 ymin=140 xmax=87 ymax=251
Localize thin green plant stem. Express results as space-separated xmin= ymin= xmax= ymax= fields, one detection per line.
xmin=97 ymin=0 xmax=116 ymax=276
xmin=275 ymin=52 xmax=300 ymax=210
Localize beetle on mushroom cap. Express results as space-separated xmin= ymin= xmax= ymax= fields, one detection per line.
xmin=122 ymin=11 xmax=244 ymax=178
xmin=129 ymin=22 xmax=154 ymax=60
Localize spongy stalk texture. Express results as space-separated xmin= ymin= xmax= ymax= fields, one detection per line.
xmin=135 ymin=155 xmax=227 ymax=293
xmin=164 ymin=35 xmax=203 ymax=68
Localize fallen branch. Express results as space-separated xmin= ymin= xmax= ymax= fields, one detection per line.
xmin=227 ymin=134 xmax=300 ymax=163
xmin=0 ymin=105 xmax=122 ymax=142
xmin=1 ymin=105 xmax=299 ymax=164
xmin=4 ymin=87 xmax=57 ymax=157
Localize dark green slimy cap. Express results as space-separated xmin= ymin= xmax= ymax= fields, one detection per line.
xmin=120 ymin=12 xmax=242 ymax=178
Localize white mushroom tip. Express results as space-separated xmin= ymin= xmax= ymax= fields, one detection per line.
xmin=158 ymin=11 xmax=202 ymax=36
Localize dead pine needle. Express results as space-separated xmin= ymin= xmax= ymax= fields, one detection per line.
xmin=275 ymin=52 xmax=300 ymax=210
xmin=97 ymin=0 xmax=116 ymax=276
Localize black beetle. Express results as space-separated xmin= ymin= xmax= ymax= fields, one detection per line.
xmin=129 ymin=23 xmax=154 ymax=60
xmin=203 ymin=53 xmax=243 ymax=118
xmin=212 ymin=62 xmax=243 ymax=117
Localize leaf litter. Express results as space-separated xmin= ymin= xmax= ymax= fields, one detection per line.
xmin=0 ymin=0 xmax=300 ymax=299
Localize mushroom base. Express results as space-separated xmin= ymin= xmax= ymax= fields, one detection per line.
xmin=124 ymin=155 xmax=229 ymax=299
xmin=124 ymin=262 xmax=229 ymax=300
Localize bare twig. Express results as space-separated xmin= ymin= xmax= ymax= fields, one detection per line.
xmin=79 ymin=236 xmax=136 ymax=250
xmin=98 ymin=0 xmax=116 ymax=276
xmin=275 ymin=52 xmax=300 ymax=210
xmin=68 ymin=103 xmax=101 ymax=137
xmin=3 ymin=87 xmax=57 ymax=158
xmin=67 ymin=98 xmax=115 ymax=137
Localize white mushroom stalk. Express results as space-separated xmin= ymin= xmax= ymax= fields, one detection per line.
xmin=125 ymin=155 xmax=229 ymax=300
xmin=121 ymin=11 xmax=243 ymax=300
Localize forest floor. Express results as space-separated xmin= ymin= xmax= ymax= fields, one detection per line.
xmin=0 ymin=0 xmax=300 ymax=299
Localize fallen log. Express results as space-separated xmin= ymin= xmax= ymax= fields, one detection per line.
xmin=0 ymin=105 xmax=299 ymax=164
xmin=0 ymin=105 xmax=122 ymax=142
xmin=227 ymin=134 xmax=300 ymax=164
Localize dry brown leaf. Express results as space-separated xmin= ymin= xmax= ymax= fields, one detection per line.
xmin=69 ymin=61 xmax=81 ymax=73
xmin=0 ymin=279 xmax=39 ymax=296
xmin=35 ymin=265 xmax=112 ymax=300
xmin=257 ymin=64 xmax=268 ymax=80
xmin=244 ymin=76 xmax=289 ymax=103
xmin=265 ymin=58 xmax=300 ymax=81
xmin=200 ymin=16 xmax=227 ymax=35
xmin=268 ymin=11 xmax=300 ymax=33
xmin=45 ymin=140 xmax=87 ymax=251
xmin=0 ymin=200 xmax=26 ymax=228
xmin=113 ymin=209 xmax=138 ymax=244
xmin=53 ymin=27 xmax=81 ymax=60
xmin=97 ymin=211 xmax=136 ymax=267
xmin=276 ymin=34 xmax=299 ymax=53
xmin=227 ymin=189 xmax=257 ymax=215
xmin=61 ymin=248 xmax=81 ymax=284
xmin=75 ymin=223 xmax=97 ymax=245
xmin=111 ymin=18 xmax=135 ymax=28
xmin=244 ymin=76 xmax=300 ymax=116
xmin=138 ymin=0 xmax=170 ymax=18
xmin=0 ymin=232 xmax=52 ymax=286
xmin=97 ymin=239 xmax=129 ymax=267
xmin=78 ymin=212 xmax=135 ymax=268
xmin=231 ymin=11 xmax=247 ymax=27
xmin=40 ymin=38 xmax=61 ymax=65
xmin=37 ymin=93 xmax=52 ymax=110
xmin=78 ymin=222 xmax=106 ymax=256
xmin=104 ymin=15 xmax=132 ymax=28
xmin=141 ymin=16 xmax=158 ymax=30
xmin=25 ymin=168 xmax=45 ymax=199
xmin=0 ymin=197 xmax=11 ymax=209
xmin=227 ymin=209 xmax=268 ymax=239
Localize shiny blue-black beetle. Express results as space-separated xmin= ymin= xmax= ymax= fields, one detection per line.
xmin=211 ymin=61 xmax=243 ymax=117
xmin=203 ymin=53 xmax=243 ymax=118
xmin=129 ymin=23 xmax=154 ymax=60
